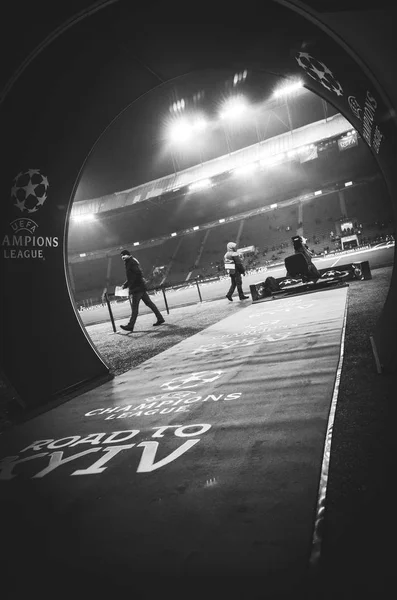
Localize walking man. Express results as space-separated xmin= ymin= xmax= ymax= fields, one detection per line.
xmin=119 ymin=249 xmax=165 ymax=332
xmin=224 ymin=242 xmax=249 ymax=301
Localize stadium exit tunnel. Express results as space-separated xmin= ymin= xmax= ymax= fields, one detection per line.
xmin=0 ymin=1 xmax=396 ymax=408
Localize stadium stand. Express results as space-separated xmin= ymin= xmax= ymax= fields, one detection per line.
xmin=113 ymin=237 xmax=182 ymax=286
xmin=68 ymin=122 xmax=396 ymax=307
xmin=344 ymin=178 xmax=393 ymax=226
xmin=302 ymin=192 xmax=343 ymax=252
xmin=71 ymin=257 xmax=108 ymax=303
xmin=165 ymin=230 xmax=208 ymax=283
xmin=189 ymin=220 xmax=241 ymax=279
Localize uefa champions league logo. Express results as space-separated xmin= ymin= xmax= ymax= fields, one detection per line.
xmin=11 ymin=169 xmax=49 ymax=214
xmin=295 ymin=52 xmax=344 ymax=97
xmin=161 ymin=371 xmax=224 ymax=390
xmin=2 ymin=168 xmax=59 ymax=259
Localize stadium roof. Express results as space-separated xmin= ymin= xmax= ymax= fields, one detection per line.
xmin=71 ymin=113 xmax=353 ymax=217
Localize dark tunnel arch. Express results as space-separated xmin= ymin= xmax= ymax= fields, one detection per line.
xmin=0 ymin=0 xmax=396 ymax=409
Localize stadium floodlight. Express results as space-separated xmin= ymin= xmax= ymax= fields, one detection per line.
xmin=273 ymin=79 xmax=304 ymax=99
xmin=233 ymin=70 xmax=248 ymax=86
xmin=168 ymin=114 xmax=208 ymax=144
xmin=72 ymin=213 xmax=96 ymax=224
xmin=345 ymin=181 xmax=353 ymax=187
xmin=219 ymin=96 xmax=248 ymax=121
xmin=168 ymin=119 xmax=193 ymax=143
xmin=170 ymin=99 xmax=185 ymax=113
xmin=191 ymin=116 xmax=208 ymax=132
xmin=189 ymin=178 xmax=212 ymax=192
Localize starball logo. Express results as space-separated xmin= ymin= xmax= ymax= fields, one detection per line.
xmin=294 ymin=52 xmax=384 ymax=155
xmin=2 ymin=169 xmax=59 ymax=259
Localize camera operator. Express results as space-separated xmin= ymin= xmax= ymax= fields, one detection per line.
xmin=289 ymin=235 xmax=321 ymax=279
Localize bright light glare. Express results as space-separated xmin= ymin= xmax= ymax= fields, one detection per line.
xmin=72 ymin=213 xmax=96 ymax=224
xmin=192 ymin=116 xmax=207 ymax=131
xmin=189 ymin=178 xmax=212 ymax=192
xmin=219 ymin=96 xmax=248 ymax=121
xmin=273 ymin=80 xmax=304 ymax=99
xmin=260 ymin=157 xmax=278 ymax=168
xmin=233 ymin=163 xmax=258 ymax=177
xmin=169 ymin=119 xmax=192 ymax=143
xmin=168 ymin=115 xmax=207 ymax=143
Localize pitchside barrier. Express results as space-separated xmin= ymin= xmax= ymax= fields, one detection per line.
xmin=103 ymin=276 xmax=221 ymax=329
xmin=250 ymin=260 xmax=372 ymax=302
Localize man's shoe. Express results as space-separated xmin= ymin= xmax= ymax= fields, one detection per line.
xmin=153 ymin=319 xmax=165 ymax=326
xmin=120 ymin=325 xmax=134 ymax=332
xmin=239 ymin=296 xmax=249 ymax=300
xmin=226 ymin=295 xmax=233 ymax=301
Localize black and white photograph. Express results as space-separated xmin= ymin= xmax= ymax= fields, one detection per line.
xmin=0 ymin=2 xmax=396 ymax=598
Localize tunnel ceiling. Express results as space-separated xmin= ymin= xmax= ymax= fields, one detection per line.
xmin=1 ymin=2 xmax=394 ymax=91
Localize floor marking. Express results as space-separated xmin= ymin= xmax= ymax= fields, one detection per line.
xmin=330 ymin=257 xmax=341 ymax=267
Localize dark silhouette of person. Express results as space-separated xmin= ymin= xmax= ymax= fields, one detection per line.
xmin=224 ymin=242 xmax=249 ymax=301
xmin=289 ymin=235 xmax=321 ymax=279
xmin=119 ymin=249 xmax=164 ymax=332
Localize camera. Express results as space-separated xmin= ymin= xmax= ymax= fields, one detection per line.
xmin=292 ymin=235 xmax=305 ymax=252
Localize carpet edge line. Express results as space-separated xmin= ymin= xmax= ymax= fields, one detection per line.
xmin=308 ymin=286 xmax=349 ymax=570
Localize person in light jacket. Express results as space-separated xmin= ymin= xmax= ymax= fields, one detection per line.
xmin=224 ymin=242 xmax=249 ymax=301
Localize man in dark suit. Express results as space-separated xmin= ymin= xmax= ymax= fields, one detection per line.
xmin=119 ymin=249 xmax=165 ymax=332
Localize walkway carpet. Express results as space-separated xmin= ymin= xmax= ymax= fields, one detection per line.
xmin=0 ymin=286 xmax=348 ymax=596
